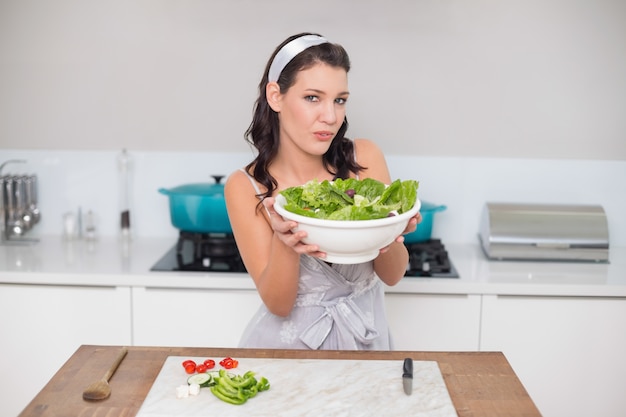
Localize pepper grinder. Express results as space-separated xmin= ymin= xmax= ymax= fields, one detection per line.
xmin=117 ymin=149 xmax=133 ymax=241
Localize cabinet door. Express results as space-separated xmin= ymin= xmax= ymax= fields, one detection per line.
xmin=385 ymin=293 xmax=481 ymax=351
xmin=132 ymin=287 xmax=262 ymax=347
xmin=0 ymin=283 xmax=132 ymax=417
xmin=481 ymin=294 xmax=626 ymax=417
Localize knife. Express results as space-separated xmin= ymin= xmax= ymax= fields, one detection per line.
xmin=402 ymin=357 xmax=413 ymax=395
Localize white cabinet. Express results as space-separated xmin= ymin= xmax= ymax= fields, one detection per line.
xmin=0 ymin=283 xmax=132 ymax=417
xmin=132 ymin=286 xmax=262 ymax=347
xmin=385 ymin=293 xmax=481 ymax=350
xmin=480 ymin=294 xmax=626 ymax=417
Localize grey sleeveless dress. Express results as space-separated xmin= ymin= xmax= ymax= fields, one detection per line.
xmin=238 ymin=170 xmax=393 ymax=350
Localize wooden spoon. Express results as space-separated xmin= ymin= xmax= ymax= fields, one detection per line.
xmin=82 ymin=347 xmax=128 ymax=401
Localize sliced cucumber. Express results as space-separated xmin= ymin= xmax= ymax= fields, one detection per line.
xmin=187 ymin=373 xmax=212 ymax=387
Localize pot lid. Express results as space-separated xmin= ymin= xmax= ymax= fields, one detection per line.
xmin=160 ymin=183 xmax=223 ymax=196
xmin=159 ymin=175 xmax=225 ymax=196
xmin=420 ymin=201 xmax=447 ymax=212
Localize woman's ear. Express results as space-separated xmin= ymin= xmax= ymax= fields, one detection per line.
xmin=266 ymin=82 xmax=282 ymax=112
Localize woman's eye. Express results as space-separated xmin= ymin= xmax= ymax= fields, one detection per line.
xmin=335 ymin=97 xmax=347 ymax=105
xmin=305 ymin=95 xmax=319 ymax=102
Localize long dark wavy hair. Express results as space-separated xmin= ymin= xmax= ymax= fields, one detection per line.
xmin=244 ymin=32 xmax=365 ymax=202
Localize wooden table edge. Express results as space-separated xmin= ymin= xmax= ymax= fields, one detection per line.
xmin=18 ymin=345 xmax=542 ymax=417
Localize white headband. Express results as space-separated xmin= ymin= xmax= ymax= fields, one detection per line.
xmin=268 ymin=35 xmax=329 ymax=82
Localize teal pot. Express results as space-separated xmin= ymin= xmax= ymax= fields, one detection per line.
xmin=404 ymin=201 xmax=447 ymax=243
xmin=158 ymin=175 xmax=232 ymax=234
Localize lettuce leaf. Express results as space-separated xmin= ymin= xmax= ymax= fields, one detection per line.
xmin=280 ymin=178 xmax=419 ymax=220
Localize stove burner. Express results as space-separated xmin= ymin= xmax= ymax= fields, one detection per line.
xmin=404 ymin=239 xmax=458 ymax=278
xmin=152 ymin=234 xmax=455 ymax=277
xmin=151 ymin=231 xmax=247 ymax=273
xmin=177 ymin=230 xmax=238 ymax=257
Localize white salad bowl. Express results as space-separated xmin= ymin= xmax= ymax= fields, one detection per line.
xmin=274 ymin=195 xmax=421 ymax=264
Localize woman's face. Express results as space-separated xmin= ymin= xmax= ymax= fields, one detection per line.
xmin=272 ymin=63 xmax=349 ymax=156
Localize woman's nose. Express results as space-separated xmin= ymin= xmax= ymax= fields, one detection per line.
xmin=319 ymin=102 xmax=338 ymax=124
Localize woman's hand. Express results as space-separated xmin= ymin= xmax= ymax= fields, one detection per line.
xmin=263 ymin=197 xmax=327 ymax=258
xmin=379 ymin=211 xmax=422 ymax=254
xmin=404 ymin=211 xmax=422 ymax=236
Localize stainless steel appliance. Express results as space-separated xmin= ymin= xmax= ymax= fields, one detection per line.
xmin=479 ymin=202 xmax=610 ymax=262
xmin=1 ymin=159 xmax=40 ymax=244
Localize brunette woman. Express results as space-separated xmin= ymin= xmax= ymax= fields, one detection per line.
xmin=225 ymin=33 xmax=421 ymax=349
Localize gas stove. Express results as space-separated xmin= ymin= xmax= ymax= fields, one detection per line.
xmin=151 ymin=231 xmax=247 ymax=273
xmin=404 ymin=239 xmax=459 ymax=278
xmin=151 ymin=233 xmax=458 ymax=278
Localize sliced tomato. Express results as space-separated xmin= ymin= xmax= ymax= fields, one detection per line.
xmin=219 ymin=357 xmax=238 ymax=369
xmin=203 ymin=359 xmax=216 ymax=369
xmin=196 ymin=363 xmax=208 ymax=373
xmin=182 ymin=359 xmax=196 ymax=368
xmin=184 ymin=364 xmax=196 ymax=374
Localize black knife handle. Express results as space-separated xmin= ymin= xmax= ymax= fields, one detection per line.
xmin=402 ymin=357 xmax=413 ymax=378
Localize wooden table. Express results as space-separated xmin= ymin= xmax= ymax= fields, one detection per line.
xmin=19 ymin=345 xmax=541 ymax=417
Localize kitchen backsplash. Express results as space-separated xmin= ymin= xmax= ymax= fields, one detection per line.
xmin=1 ymin=149 xmax=625 ymax=246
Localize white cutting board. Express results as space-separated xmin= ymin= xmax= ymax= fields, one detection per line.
xmin=136 ymin=356 xmax=458 ymax=417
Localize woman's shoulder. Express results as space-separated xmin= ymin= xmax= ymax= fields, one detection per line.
xmin=225 ymin=168 xmax=253 ymax=194
xmin=225 ymin=166 xmax=268 ymax=197
xmin=352 ymin=137 xmax=377 ymax=147
xmin=353 ymin=138 xmax=386 ymax=163
xmin=353 ymin=138 xmax=384 ymax=155
xmin=352 ymin=138 xmax=390 ymax=182
xmin=225 ymin=167 xmax=245 ymax=186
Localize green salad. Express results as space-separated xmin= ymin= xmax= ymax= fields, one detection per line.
xmin=279 ymin=178 xmax=419 ymax=221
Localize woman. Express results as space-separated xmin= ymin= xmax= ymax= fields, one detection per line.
xmin=225 ymin=33 xmax=421 ymax=350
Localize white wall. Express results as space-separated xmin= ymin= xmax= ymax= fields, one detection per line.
xmin=1 ymin=0 xmax=625 ymax=160
xmin=1 ymin=149 xmax=624 ymax=247
xmin=1 ymin=2 xmax=624 ymax=246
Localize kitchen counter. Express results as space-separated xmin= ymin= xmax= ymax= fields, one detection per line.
xmin=1 ymin=235 xmax=625 ymax=297
xmin=18 ymin=344 xmax=541 ymax=417
xmin=3 ymin=238 xmax=625 ymax=417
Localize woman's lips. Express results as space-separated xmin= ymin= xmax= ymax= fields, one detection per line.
xmin=314 ymin=131 xmax=335 ymax=141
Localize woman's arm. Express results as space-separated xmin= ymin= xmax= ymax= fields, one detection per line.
xmin=224 ymin=170 xmax=320 ymax=317
xmin=353 ymin=139 xmax=420 ymax=286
